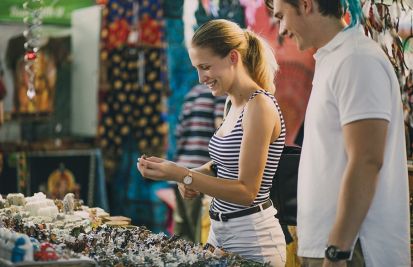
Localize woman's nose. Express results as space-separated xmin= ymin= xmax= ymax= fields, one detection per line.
xmin=198 ymin=71 xmax=207 ymax=84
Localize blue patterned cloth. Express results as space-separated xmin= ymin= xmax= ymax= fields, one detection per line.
xmin=165 ymin=18 xmax=199 ymax=159
xmin=110 ymin=143 xmax=171 ymax=233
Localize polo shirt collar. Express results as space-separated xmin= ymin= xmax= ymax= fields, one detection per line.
xmin=313 ymin=26 xmax=359 ymax=61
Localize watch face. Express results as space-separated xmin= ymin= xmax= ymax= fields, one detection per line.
xmin=325 ymin=245 xmax=351 ymax=261
xmin=183 ymin=175 xmax=192 ymax=185
xmin=326 ymin=246 xmax=337 ymax=259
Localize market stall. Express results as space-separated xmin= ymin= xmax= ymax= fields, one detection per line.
xmin=0 ymin=0 xmax=412 ymax=265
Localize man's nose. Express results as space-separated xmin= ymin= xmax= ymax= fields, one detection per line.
xmin=279 ymin=21 xmax=287 ymax=36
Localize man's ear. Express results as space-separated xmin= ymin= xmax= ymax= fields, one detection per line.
xmin=301 ymin=0 xmax=314 ymax=14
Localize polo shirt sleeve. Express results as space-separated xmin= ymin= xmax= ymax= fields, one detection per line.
xmin=332 ymin=54 xmax=392 ymax=126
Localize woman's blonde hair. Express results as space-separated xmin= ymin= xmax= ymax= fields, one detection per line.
xmin=191 ymin=19 xmax=278 ymax=94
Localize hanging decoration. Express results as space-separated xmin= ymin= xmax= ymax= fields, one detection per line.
xmin=239 ymin=0 xmax=264 ymax=26
xmin=22 ymin=0 xmax=43 ymax=100
xmin=403 ymin=11 xmax=413 ymax=69
xmin=360 ymin=0 xmax=413 ymax=156
xmin=363 ymin=0 xmax=409 ymax=83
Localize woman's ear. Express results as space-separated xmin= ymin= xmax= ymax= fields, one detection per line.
xmin=229 ymin=50 xmax=238 ymax=65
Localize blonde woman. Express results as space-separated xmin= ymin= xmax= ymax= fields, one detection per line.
xmin=138 ymin=19 xmax=286 ymax=266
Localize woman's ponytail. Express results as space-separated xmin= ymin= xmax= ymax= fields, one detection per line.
xmin=243 ymin=30 xmax=278 ymax=94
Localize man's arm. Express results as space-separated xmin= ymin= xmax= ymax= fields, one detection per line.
xmin=324 ymin=119 xmax=388 ymax=266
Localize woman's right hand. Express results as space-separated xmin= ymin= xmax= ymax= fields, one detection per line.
xmin=178 ymin=183 xmax=200 ymax=199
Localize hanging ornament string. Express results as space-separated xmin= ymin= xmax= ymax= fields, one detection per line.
xmin=22 ymin=0 xmax=43 ymax=100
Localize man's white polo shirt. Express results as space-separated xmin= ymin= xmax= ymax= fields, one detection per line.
xmin=297 ymin=27 xmax=410 ymax=266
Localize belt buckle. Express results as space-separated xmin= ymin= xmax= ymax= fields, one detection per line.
xmin=220 ymin=214 xmax=228 ymax=222
xmin=210 ymin=211 xmax=219 ymax=221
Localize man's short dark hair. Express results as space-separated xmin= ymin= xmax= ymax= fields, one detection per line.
xmin=265 ymin=0 xmax=342 ymax=19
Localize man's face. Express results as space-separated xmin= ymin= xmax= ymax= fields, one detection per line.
xmin=272 ymin=0 xmax=311 ymax=51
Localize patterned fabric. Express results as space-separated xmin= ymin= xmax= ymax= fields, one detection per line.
xmin=99 ymin=0 xmax=170 ymax=234
xmin=195 ymin=0 xmax=246 ymax=29
xmin=138 ymin=0 xmax=164 ymax=46
xmin=209 ymin=90 xmax=286 ymax=212
xmin=174 ymin=84 xmax=226 ymax=168
xmin=165 ymin=18 xmax=199 ymax=159
xmin=163 ymin=0 xmax=184 ymax=18
xmin=99 ymin=46 xmax=167 ymax=155
xmin=109 ymin=149 xmax=170 ymax=233
xmin=101 ymin=0 xmax=134 ymax=50
xmin=99 ymin=0 xmax=168 ymax=155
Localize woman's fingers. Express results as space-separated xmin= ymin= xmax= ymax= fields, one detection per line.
xmin=137 ymin=159 xmax=164 ymax=181
xmin=138 ymin=157 xmax=160 ymax=170
xmin=145 ymin=156 xmax=164 ymax=163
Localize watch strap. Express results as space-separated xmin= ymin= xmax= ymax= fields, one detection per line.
xmin=325 ymin=245 xmax=351 ymax=261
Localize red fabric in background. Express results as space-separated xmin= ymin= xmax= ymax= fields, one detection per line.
xmin=250 ymin=5 xmax=315 ymax=145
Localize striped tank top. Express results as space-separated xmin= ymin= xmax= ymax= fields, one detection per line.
xmin=208 ymin=90 xmax=286 ymax=212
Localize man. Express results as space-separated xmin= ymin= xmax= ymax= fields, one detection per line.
xmin=266 ymin=0 xmax=410 ymax=266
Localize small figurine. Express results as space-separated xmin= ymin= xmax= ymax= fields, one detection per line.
xmin=12 ymin=235 xmax=33 ymax=263
xmin=53 ymin=199 xmax=63 ymax=213
xmin=6 ymin=193 xmax=26 ymax=206
xmin=34 ymin=242 xmax=59 ymax=261
xmin=63 ymin=193 xmax=75 ymax=215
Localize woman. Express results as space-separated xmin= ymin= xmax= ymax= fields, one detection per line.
xmin=137 ymin=19 xmax=286 ymax=266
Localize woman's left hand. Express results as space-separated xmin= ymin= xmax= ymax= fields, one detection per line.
xmin=137 ymin=156 xmax=186 ymax=182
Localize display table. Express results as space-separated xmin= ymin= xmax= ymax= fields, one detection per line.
xmin=0 ymin=192 xmax=267 ymax=267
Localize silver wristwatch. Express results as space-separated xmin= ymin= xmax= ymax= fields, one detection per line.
xmin=183 ymin=170 xmax=193 ymax=185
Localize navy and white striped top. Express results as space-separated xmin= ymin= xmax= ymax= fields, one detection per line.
xmin=208 ymin=90 xmax=286 ymax=213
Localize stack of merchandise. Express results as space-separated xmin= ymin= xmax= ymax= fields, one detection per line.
xmin=0 ymin=192 xmax=268 ymax=266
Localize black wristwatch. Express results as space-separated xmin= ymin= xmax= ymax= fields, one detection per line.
xmin=325 ymin=245 xmax=351 ymax=262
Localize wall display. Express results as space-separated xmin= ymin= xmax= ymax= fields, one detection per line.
xmin=15 ymin=50 xmax=56 ymax=114
xmin=24 ymin=150 xmax=95 ymax=206
xmin=0 ymin=149 xmax=109 ymax=210
xmin=5 ymin=35 xmax=66 ymax=116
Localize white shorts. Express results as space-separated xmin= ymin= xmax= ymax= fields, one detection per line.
xmin=207 ymin=205 xmax=286 ymax=266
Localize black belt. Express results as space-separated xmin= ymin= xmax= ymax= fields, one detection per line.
xmin=209 ymin=199 xmax=272 ymax=222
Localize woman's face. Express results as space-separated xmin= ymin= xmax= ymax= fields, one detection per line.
xmin=188 ymin=46 xmax=234 ymax=96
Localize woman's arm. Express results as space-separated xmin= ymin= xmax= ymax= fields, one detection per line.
xmin=138 ymin=94 xmax=280 ymax=206
xmin=192 ymin=161 xmax=216 ymax=176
